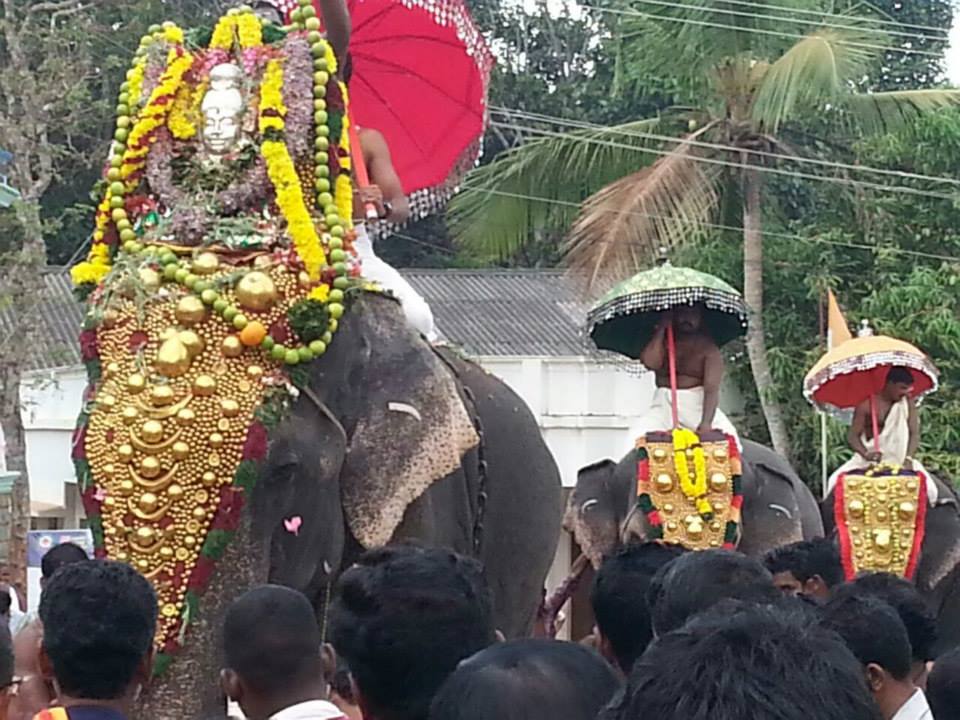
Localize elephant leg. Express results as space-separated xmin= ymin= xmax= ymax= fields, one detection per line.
xmin=136 ymin=515 xmax=271 ymax=720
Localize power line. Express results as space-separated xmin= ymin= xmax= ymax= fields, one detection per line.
xmin=664 ymin=0 xmax=951 ymax=36
xmin=492 ymin=106 xmax=960 ymax=190
xmin=455 ymin=185 xmax=960 ymax=263
xmin=578 ymin=0 xmax=947 ymax=59
xmin=606 ymin=0 xmax=948 ymax=45
xmin=489 ymin=119 xmax=960 ymax=202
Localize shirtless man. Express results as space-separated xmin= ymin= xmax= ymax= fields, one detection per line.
xmin=848 ymin=367 xmax=918 ymax=468
xmin=827 ymin=367 xmax=936 ymax=502
xmin=638 ymin=305 xmax=727 ymax=437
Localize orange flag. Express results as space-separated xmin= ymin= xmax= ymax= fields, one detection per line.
xmin=826 ymin=289 xmax=852 ymax=350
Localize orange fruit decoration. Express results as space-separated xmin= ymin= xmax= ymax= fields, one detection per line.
xmin=239 ymin=321 xmax=267 ymax=347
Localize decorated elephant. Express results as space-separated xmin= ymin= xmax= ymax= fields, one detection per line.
xmin=126 ymin=292 xmax=563 ymax=718
xmin=564 ymin=440 xmax=824 ymax=569
xmin=821 ymin=476 xmax=960 ymax=655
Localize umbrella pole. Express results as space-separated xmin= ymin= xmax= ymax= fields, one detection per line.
xmin=869 ymin=394 xmax=881 ymax=454
xmin=666 ymin=323 xmax=680 ymax=429
xmin=348 ymin=115 xmax=379 ymax=220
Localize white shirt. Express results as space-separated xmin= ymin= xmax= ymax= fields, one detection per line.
xmin=269 ymin=700 xmax=347 ymax=720
xmin=891 ymin=688 xmax=932 ymax=720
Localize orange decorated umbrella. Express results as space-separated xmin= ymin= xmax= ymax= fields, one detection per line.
xmin=803 ymin=323 xmax=939 ymax=451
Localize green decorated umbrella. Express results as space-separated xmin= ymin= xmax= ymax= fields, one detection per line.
xmin=587 ymin=260 xmax=749 ymax=359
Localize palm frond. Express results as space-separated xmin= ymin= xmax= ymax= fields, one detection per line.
xmin=843 ymin=90 xmax=960 ymax=136
xmin=448 ymin=118 xmax=665 ymax=261
xmin=564 ymin=129 xmax=723 ymax=295
xmin=752 ymin=26 xmax=884 ymax=131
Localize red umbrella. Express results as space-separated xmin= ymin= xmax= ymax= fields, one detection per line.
xmin=265 ymin=0 xmax=493 ymax=216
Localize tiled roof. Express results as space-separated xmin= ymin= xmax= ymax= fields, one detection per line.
xmin=404 ymin=269 xmax=595 ymax=357
xmin=10 ymin=268 xmax=599 ymax=372
xmin=0 ymin=270 xmax=84 ymax=372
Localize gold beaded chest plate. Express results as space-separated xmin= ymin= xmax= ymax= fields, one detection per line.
xmin=78 ymin=258 xmax=313 ymax=653
xmin=834 ymin=471 xmax=927 ymax=580
xmin=636 ymin=432 xmax=743 ymax=551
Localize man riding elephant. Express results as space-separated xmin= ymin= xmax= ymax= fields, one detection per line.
xmin=635 ymin=304 xmax=739 ymax=447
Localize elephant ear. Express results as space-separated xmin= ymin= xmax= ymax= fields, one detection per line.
xmin=339 ymin=296 xmax=480 ymax=549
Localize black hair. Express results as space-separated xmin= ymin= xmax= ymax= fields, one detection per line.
xmin=0 ymin=589 xmax=10 ymax=617
xmin=591 ymin=542 xmax=687 ymax=671
xmin=429 ymin=639 xmax=619 ymax=720
xmin=41 ymin=543 xmax=88 ymax=580
xmin=833 ymin=573 xmax=937 ymax=662
xmin=648 ymin=549 xmax=781 ymax=636
xmin=223 ymin=585 xmax=322 ymax=693
xmin=927 ymin=646 xmax=960 ymax=720
xmin=329 ymin=544 xmax=496 ymax=720
xmin=820 ymin=593 xmax=912 ymax=680
xmin=39 ymin=560 xmax=157 ymax=700
xmin=0 ymin=621 xmax=12 ymax=689
xmin=886 ymin=367 xmax=914 ymax=386
xmin=763 ymin=538 xmax=844 ymax=588
xmin=605 ymin=602 xmax=882 ymax=720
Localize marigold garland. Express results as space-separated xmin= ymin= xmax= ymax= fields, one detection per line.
xmin=122 ymin=49 xmax=194 ymax=184
xmin=672 ymin=428 xmax=712 ymax=517
xmin=260 ymin=58 xmax=326 ymax=279
xmin=126 ymin=56 xmax=148 ymax=112
xmin=335 ymin=82 xmax=354 ymax=228
xmin=69 ymin=244 xmax=112 ymax=285
xmin=167 ymin=82 xmax=197 ymax=140
xmin=210 ymin=12 xmax=263 ymax=51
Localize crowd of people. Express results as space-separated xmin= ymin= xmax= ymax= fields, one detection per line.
xmin=0 ymin=538 xmax=955 ymax=720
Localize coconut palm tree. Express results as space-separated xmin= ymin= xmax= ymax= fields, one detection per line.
xmin=449 ymin=0 xmax=960 ymax=458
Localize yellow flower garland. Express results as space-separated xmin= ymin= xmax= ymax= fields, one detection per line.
xmin=167 ymin=82 xmax=197 ymax=140
xmin=260 ymin=59 xmax=326 ymax=280
xmin=672 ymin=428 xmax=711 ymax=515
xmin=75 ymin=45 xmax=192 ymax=286
xmin=336 ymin=81 xmax=354 ymax=228
xmin=309 ymin=284 xmax=330 ymax=302
xmin=210 ymin=12 xmax=263 ymax=51
xmin=126 ymin=56 xmax=148 ymax=111
xmin=122 ymin=49 xmax=194 ymax=183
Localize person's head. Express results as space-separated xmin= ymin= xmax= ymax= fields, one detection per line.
xmin=221 ymin=585 xmax=333 ymax=720
xmin=763 ymin=538 xmax=844 ymax=602
xmin=674 ymin=304 xmax=704 ymax=334
xmin=38 ymin=560 xmax=156 ymax=706
xmin=648 ymin=549 xmax=780 ymax=637
xmin=429 ymin=639 xmax=619 ymax=720
xmin=606 ymin=602 xmax=881 ymax=720
xmin=820 ymin=594 xmax=914 ymax=719
xmin=40 ymin=542 xmax=88 ymax=590
xmin=927 ymin=646 xmax=960 ymax=720
xmin=883 ymin=367 xmax=915 ymax=402
xmin=833 ymin=573 xmax=937 ymax=687
xmin=591 ymin=542 xmax=687 ymax=673
xmin=329 ymin=544 xmax=496 ymax=720
xmin=252 ymin=0 xmax=285 ymax=24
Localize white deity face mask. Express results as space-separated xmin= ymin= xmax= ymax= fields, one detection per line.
xmin=200 ymin=64 xmax=246 ymax=158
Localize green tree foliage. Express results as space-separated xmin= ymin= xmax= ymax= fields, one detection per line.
xmin=679 ymin=108 xmax=960 ymax=487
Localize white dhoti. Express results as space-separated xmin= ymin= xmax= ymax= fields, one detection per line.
xmin=354 ymin=224 xmax=438 ymax=342
xmin=628 ymin=387 xmax=741 ymax=449
xmin=826 ymin=398 xmax=937 ymax=504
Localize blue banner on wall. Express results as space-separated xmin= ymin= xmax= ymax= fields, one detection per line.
xmin=27 ymin=530 xmax=94 ymax=568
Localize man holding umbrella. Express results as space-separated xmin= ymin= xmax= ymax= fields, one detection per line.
xmin=588 ymin=261 xmax=748 ymax=448
xmin=639 ymin=304 xmax=733 ymax=441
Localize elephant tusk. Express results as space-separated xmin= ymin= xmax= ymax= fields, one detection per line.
xmin=388 ymin=402 xmax=422 ymax=422
xmin=580 ymin=498 xmax=599 ymax=513
xmin=768 ymin=504 xmax=793 ymax=519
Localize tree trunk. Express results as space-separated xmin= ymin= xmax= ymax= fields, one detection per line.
xmin=741 ymin=166 xmax=792 ymax=460
xmin=0 ymin=201 xmax=46 ymax=594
